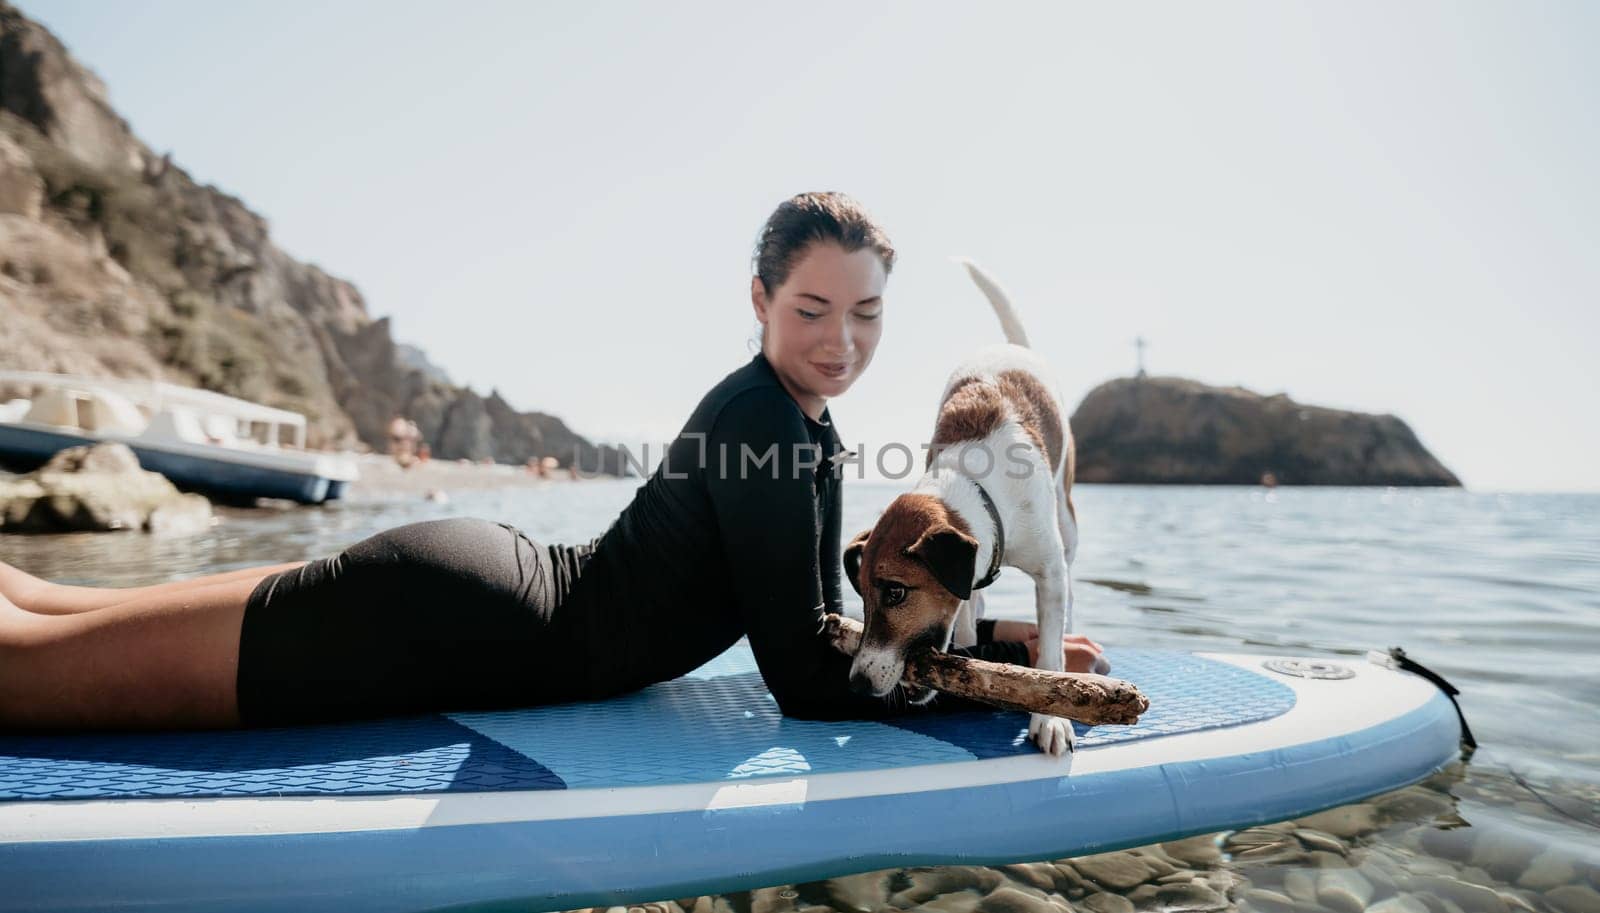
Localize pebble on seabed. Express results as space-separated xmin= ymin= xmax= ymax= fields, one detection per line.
xmin=1294 ymin=806 xmax=1382 ymax=840
xmin=1400 ymin=874 xmax=1511 ymax=913
xmin=1070 ymin=852 xmax=1158 ymax=891
xmin=750 ymin=887 xmax=799 ymax=913
xmin=1519 ymin=850 xmax=1579 ymax=892
xmin=1296 ymin=829 xmax=1351 ymax=856
xmin=974 ymin=884 xmax=1071 ymax=913
xmin=1368 ymin=897 xmax=1432 ymax=913
xmin=1163 ymin=833 xmax=1226 ymax=867
xmin=889 ymin=867 xmax=1004 ymax=906
xmin=1081 ymin=893 xmax=1135 ymax=913
xmin=997 ymin=863 xmax=1062 ymax=893
xmin=1284 ymin=869 xmax=1319 ymax=904
xmin=1128 ymin=880 xmax=1228 ymax=911
xmin=823 ymin=870 xmax=892 ymax=913
xmin=1315 ymin=867 xmax=1375 ymax=913
xmin=919 ymin=892 xmax=984 ymax=913
xmin=1545 ymin=884 xmax=1600 ymax=913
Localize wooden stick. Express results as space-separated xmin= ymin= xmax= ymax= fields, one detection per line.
xmin=822 ymin=614 xmax=1149 ymax=725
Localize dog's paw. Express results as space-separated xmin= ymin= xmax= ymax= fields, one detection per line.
xmin=1029 ymin=712 xmax=1075 ymax=756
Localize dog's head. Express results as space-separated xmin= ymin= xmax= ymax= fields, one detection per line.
xmin=842 ymin=492 xmax=979 ymax=699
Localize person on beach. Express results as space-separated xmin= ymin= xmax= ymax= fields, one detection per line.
xmin=387 ymin=414 xmax=418 ymax=468
xmin=0 ymin=192 xmax=1103 ymax=730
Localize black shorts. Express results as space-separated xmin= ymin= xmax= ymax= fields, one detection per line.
xmin=235 ymin=517 xmax=595 ymax=727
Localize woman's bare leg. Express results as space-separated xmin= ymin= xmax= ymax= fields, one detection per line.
xmin=0 ymin=558 xmax=307 ymax=616
xmin=0 ymin=579 xmax=255 ymax=729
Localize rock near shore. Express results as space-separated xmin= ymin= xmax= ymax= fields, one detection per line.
xmin=0 ymin=442 xmax=213 ymax=533
xmin=1071 ymin=376 xmax=1460 ymax=486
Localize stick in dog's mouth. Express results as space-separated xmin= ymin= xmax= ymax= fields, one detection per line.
xmin=824 ymin=613 xmax=1149 ymax=725
xmin=847 ymin=621 xmax=949 ymax=698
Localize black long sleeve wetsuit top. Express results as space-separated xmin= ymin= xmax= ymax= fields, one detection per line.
xmin=557 ymin=350 xmax=1029 ymax=719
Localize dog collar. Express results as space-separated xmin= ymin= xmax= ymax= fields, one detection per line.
xmin=971 ymin=479 xmax=1004 ymax=591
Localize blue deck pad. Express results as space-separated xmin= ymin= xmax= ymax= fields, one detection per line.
xmin=883 ymin=648 xmax=1298 ymax=758
xmin=0 ymin=715 xmax=564 ymax=801
xmin=0 ymin=646 xmax=1295 ymax=802
xmin=449 ymin=673 xmax=976 ymax=787
xmin=450 ymin=646 xmax=1296 ymax=786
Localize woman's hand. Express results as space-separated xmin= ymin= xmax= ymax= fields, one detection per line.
xmin=991 ymin=620 xmax=1106 ymax=672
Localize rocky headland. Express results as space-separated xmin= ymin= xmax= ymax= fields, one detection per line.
xmin=1071 ymin=377 xmax=1460 ymax=486
xmin=0 ymin=3 xmax=625 ymax=475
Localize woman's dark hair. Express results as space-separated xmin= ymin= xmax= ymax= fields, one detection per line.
xmin=751 ymin=192 xmax=897 ymax=294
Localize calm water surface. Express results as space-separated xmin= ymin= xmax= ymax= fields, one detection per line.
xmin=4 ymin=482 xmax=1597 ymax=909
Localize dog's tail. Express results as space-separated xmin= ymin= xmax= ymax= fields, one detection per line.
xmin=953 ymin=257 xmax=1030 ymax=348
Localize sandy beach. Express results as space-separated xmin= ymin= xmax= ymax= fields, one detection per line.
xmin=341 ymin=453 xmax=597 ymax=501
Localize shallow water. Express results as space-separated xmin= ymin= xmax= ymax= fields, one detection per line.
xmin=4 ymin=482 xmax=1598 ymax=909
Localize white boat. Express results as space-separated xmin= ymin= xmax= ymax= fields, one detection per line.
xmin=0 ymin=371 xmax=358 ymax=505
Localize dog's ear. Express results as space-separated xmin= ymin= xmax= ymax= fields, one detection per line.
xmin=843 ymin=528 xmax=872 ymax=596
xmin=907 ymin=525 xmax=979 ymax=601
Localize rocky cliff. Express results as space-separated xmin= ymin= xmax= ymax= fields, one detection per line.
xmin=1070 ymin=376 xmax=1461 ymax=486
xmin=0 ymin=3 xmax=625 ymax=474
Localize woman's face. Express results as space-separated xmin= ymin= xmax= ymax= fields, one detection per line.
xmin=752 ymin=241 xmax=886 ymax=421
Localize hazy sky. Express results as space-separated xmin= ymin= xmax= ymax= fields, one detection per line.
xmin=24 ymin=1 xmax=1599 ymax=491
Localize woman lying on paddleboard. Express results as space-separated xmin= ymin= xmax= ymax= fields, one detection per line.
xmin=0 ymin=192 xmax=1103 ymax=729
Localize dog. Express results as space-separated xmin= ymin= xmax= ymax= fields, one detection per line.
xmin=842 ymin=258 xmax=1081 ymax=755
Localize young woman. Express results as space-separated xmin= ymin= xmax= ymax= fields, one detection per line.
xmin=0 ymin=192 xmax=1103 ymax=730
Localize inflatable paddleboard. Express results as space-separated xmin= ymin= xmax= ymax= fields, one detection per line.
xmin=0 ymin=643 xmax=1467 ymax=912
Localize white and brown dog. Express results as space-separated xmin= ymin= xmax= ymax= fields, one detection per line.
xmin=843 ymin=259 xmax=1083 ymax=755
